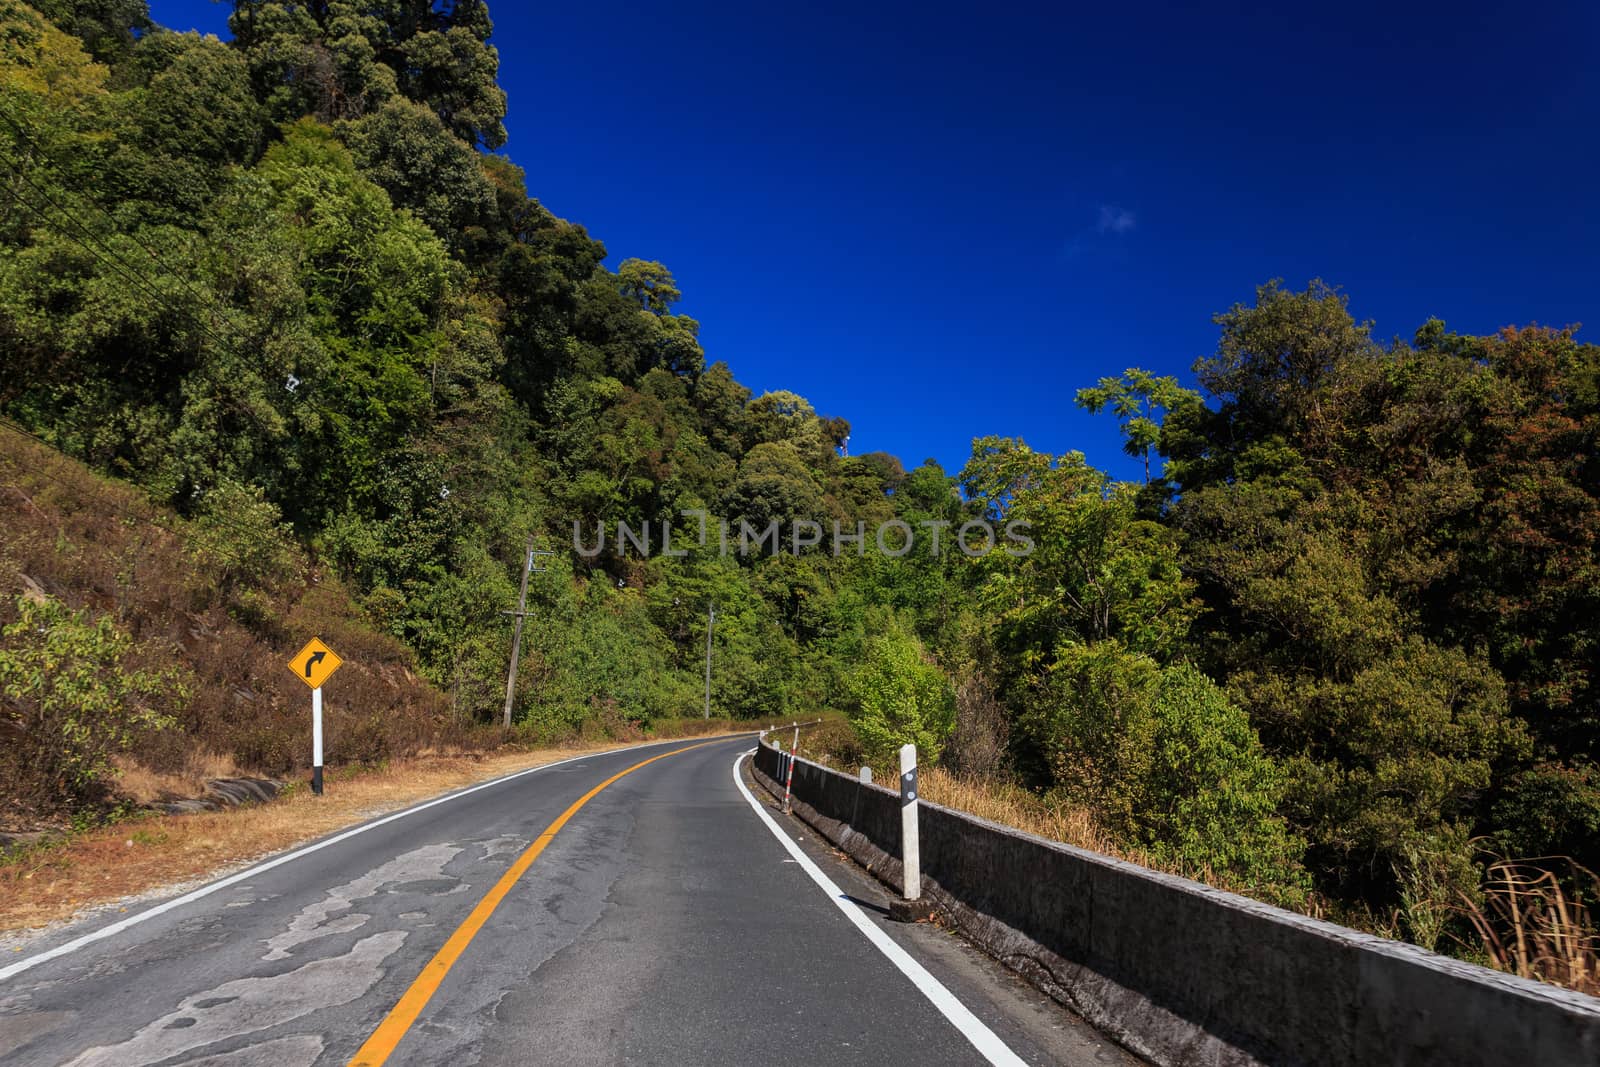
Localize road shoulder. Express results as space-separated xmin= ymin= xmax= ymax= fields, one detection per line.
xmin=737 ymin=752 xmax=1143 ymax=1066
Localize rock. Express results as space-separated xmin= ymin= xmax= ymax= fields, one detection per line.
xmin=0 ymin=829 xmax=54 ymax=850
xmin=150 ymin=777 xmax=283 ymax=816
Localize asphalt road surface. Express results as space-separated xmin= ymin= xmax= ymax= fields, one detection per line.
xmin=0 ymin=735 xmax=1138 ymax=1066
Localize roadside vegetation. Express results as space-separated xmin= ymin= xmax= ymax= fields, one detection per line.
xmin=2 ymin=0 xmax=1597 ymax=994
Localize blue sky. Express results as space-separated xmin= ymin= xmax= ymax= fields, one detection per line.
xmin=152 ymin=1 xmax=1600 ymax=480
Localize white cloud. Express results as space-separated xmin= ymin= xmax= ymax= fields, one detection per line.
xmin=1096 ymin=204 xmax=1137 ymax=235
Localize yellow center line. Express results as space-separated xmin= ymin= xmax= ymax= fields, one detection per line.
xmin=347 ymin=738 xmax=731 ymax=1067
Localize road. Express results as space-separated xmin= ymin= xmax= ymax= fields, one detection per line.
xmin=0 ymin=736 xmax=1137 ymax=1066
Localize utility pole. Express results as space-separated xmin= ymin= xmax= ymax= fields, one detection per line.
xmin=501 ymin=537 xmax=551 ymax=729
xmin=703 ymin=601 xmax=716 ymax=719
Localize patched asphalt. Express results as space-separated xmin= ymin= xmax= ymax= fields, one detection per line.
xmin=0 ymin=736 xmax=1139 ymax=1065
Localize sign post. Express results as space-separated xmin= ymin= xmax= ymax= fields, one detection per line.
xmin=288 ymin=637 xmax=343 ymax=795
xmin=312 ymin=686 xmax=324 ymax=795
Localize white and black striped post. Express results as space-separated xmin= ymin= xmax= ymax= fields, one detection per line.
xmin=311 ymin=686 xmax=324 ymax=796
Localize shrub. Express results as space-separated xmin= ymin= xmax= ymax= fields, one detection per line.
xmin=845 ymin=619 xmax=955 ymax=767
xmin=1021 ymin=640 xmax=1162 ymax=809
xmin=189 ymin=480 xmax=302 ymax=595
xmin=521 ymin=578 xmax=692 ymax=730
xmin=946 ymin=673 xmax=1010 ymax=779
xmin=1138 ymin=664 xmax=1307 ymax=900
xmin=0 ymin=594 xmax=185 ymax=814
xmin=1025 ymin=642 xmax=1306 ymax=900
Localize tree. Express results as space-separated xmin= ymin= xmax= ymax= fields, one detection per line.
xmin=0 ymin=0 xmax=109 ymax=112
xmin=721 ymin=441 xmax=825 ymax=536
xmin=394 ymin=7 xmax=506 ymax=149
xmin=745 ymin=389 xmax=829 ymax=454
xmin=962 ymin=438 xmax=1195 ymax=671
xmin=1168 ymin=279 xmax=1379 ymax=493
xmin=1024 ymin=645 xmax=1305 ymax=899
xmin=846 ymin=617 xmax=955 ymax=767
xmin=229 ymin=0 xmax=507 ymax=148
xmin=1175 ymin=464 xmax=1527 ymax=906
xmin=617 ymin=258 xmax=681 ymax=313
xmin=1075 ymin=368 xmax=1199 ymax=481
xmin=693 ymin=361 xmax=752 ymax=459
xmin=338 ymin=97 xmax=495 ymax=239
xmin=1197 ymin=279 xmax=1376 ymax=428
xmin=106 ymin=31 xmax=265 ymax=222
xmin=31 ymin=0 xmax=149 ymax=63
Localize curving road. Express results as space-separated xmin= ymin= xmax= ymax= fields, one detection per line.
xmin=0 ymin=736 xmax=1136 ymax=1066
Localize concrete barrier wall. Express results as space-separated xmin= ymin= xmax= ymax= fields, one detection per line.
xmin=752 ymin=740 xmax=1600 ymax=1066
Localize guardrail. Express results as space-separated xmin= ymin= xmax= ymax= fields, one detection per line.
xmin=751 ymin=738 xmax=1600 ymax=1067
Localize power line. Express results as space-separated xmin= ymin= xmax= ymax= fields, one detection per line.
xmin=0 ymin=101 xmax=258 ymax=346
xmin=0 ymin=153 xmax=196 ymax=325
xmin=0 ymin=417 xmax=300 ymax=553
xmin=0 ymin=103 xmax=343 ymax=437
xmin=0 ymin=141 xmax=359 ymax=475
xmin=0 ymin=146 xmax=274 ymax=416
xmin=0 ymin=166 xmax=297 ymax=443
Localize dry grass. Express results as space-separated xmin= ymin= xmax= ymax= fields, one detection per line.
xmin=784 ymin=719 xmax=1149 ymax=868
xmin=849 ymin=759 xmax=1307 ymax=908
xmin=109 ymin=752 xmax=243 ymax=805
xmin=0 ymin=727 xmax=750 ymax=936
xmin=1458 ymin=857 xmax=1600 ymax=996
xmin=916 ymin=767 xmax=1119 ymax=857
xmin=0 ymin=425 xmax=465 ymax=822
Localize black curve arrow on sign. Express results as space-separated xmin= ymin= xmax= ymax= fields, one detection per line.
xmin=304 ymin=650 xmax=326 ymax=678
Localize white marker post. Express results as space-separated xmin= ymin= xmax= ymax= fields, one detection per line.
xmin=889 ymin=742 xmax=934 ymax=921
xmin=311 ymin=686 xmax=324 ymax=796
xmin=899 ymin=743 xmax=920 ymax=900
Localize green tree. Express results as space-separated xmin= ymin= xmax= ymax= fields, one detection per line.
xmin=338 ymin=97 xmax=495 ymax=239
xmin=617 ymin=258 xmax=681 ymax=313
xmin=228 ymin=0 xmax=506 ymax=147
xmin=107 ymin=30 xmax=265 ymax=222
xmin=1075 ymin=367 xmax=1199 ymax=481
xmin=962 ymin=438 xmax=1195 ymax=672
xmin=1175 ymin=420 xmax=1527 ymax=907
xmin=846 ymin=617 xmax=955 ymax=766
xmin=746 ymin=390 xmax=823 ymax=450
xmin=1024 ymin=644 xmax=1305 ymax=899
xmin=721 ymin=441 xmax=826 ymax=537
xmin=31 ymin=0 xmax=149 ymax=63
xmin=1139 ymin=664 xmax=1304 ymax=898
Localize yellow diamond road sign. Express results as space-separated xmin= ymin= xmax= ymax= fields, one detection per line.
xmin=289 ymin=637 xmax=343 ymax=689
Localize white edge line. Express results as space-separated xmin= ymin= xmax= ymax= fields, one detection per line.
xmin=731 ymin=750 xmax=1028 ymax=1067
xmin=0 ymin=733 xmax=751 ymax=983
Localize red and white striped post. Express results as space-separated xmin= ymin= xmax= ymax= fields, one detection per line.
xmin=782 ymin=722 xmax=799 ymax=814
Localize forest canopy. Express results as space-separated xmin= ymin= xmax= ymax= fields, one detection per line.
xmin=3 ymin=0 xmax=1597 ymax=953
